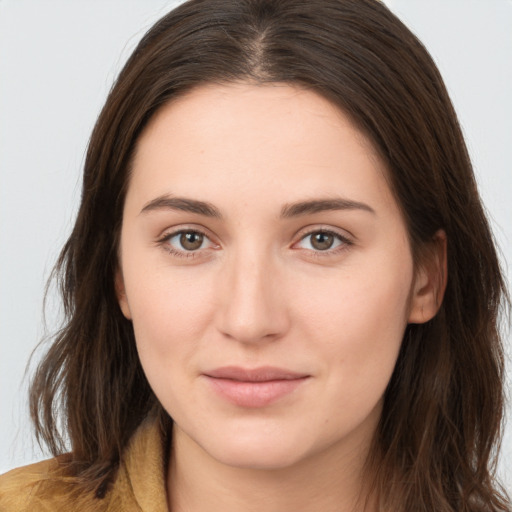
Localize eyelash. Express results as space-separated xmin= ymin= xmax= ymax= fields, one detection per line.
xmin=156 ymin=228 xmax=353 ymax=259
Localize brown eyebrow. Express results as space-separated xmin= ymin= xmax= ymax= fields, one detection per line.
xmin=140 ymin=195 xmax=223 ymax=218
xmin=280 ymin=198 xmax=375 ymax=218
xmin=140 ymin=194 xmax=375 ymax=218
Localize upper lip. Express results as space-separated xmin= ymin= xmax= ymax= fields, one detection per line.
xmin=204 ymin=366 xmax=309 ymax=382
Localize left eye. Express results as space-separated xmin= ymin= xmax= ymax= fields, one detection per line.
xmin=296 ymin=231 xmax=347 ymax=251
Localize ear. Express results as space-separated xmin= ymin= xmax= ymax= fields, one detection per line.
xmin=408 ymin=230 xmax=447 ymax=324
xmin=115 ymin=268 xmax=132 ymax=320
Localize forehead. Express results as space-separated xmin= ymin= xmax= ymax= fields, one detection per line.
xmin=134 ymin=81 xmax=380 ymax=165
xmin=128 ymin=82 xmax=395 ymax=216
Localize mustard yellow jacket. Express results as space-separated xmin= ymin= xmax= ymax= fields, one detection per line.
xmin=0 ymin=419 xmax=168 ymax=511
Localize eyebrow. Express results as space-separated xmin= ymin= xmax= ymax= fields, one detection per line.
xmin=280 ymin=198 xmax=375 ymax=218
xmin=141 ymin=195 xmax=222 ymax=218
xmin=140 ymin=194 xmax=375 ymax=218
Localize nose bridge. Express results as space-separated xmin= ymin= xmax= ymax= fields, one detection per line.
xmin=216 ymin=241 xmax=288 ymax=344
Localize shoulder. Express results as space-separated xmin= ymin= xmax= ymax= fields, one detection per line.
xmin=0 ymin=456 xmax=102 ymax=512
xmin=0 ymin=458 xmax=54 ymax=510
xmin=0 ymin=417 xmax=166 ymax=512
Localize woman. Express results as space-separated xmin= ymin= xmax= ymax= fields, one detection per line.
xmin=0 ymin=0 xmax=509 ymax=510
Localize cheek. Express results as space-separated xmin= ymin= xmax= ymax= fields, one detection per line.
xmin=123 ymin=259 xmax=217 ymax=370
xmin=295 ymin=254 xmax=412 ymax=396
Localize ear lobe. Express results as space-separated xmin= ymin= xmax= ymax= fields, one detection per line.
xmin=115 ymin=269 xmax=132 ymax=320
xmin=408 ymin=230 xmax=447 ymax=324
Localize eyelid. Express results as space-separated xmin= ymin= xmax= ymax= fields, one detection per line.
xmin=293 ymin=224 xmax=354 ymax=243
xmin=156 ymin=223 xmax=215 ymax=240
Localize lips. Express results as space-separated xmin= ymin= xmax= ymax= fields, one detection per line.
xmin=205 ymin=366 xmax=309 ymax=382
xmin=203 ymin=366 xmax=310 ymax=408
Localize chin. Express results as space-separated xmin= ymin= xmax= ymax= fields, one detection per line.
xmin=197 ymin=425 xmax=315 ymax=471
xmin=211 ymin=442 xmax=307 ymax=471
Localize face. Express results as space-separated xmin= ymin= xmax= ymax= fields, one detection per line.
xmin=117 ymin=82 xmax=437 ymax=471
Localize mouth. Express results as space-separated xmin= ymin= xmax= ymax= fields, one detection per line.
xmin=203 ymin=366 xmax=310 ymax=408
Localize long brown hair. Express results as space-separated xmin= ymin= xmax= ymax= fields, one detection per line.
xmin=29 ymin=0 xmax=510 ymax=509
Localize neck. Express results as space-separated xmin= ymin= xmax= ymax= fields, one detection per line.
xmin=166 ymin=426 xmax=378 ymax=512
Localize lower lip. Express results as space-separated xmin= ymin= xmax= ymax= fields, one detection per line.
xmin=205 ymin=376 xmax=309 ymax=408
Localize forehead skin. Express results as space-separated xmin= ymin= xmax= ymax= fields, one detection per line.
xmin=127 ymin=82 xmax=400 ymax=230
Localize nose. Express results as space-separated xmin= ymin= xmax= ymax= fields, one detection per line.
xmin=215 ymin=248 xmax=290 ymax=345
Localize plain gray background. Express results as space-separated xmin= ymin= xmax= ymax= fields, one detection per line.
xmin=1 ymin=0 xmax=511 ymax=492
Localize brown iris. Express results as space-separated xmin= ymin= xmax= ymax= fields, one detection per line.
xmin=310 ymin=232 xmax=335 ymax=251
xmin=180 ymin=232 xmax=204 ymax=250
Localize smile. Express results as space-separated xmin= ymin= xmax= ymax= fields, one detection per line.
xmin=203 ymin=366 xmax=310 ymax=408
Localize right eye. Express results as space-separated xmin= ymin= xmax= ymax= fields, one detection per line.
xmin=159 ymin=229 xmax=217 ymax=258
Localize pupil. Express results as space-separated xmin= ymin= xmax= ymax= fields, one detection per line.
xmin=180 ymin=232 xmax=203 ymax=250
xmin=312 ymin=232 xmax=333 ymax=250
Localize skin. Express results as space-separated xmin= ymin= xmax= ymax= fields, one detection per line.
xmin=117 ymin=82 xmax=445 ymax=512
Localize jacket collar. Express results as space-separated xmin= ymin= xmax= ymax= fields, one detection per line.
xmin=113 ymin=416 xmax=170 ymax=512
